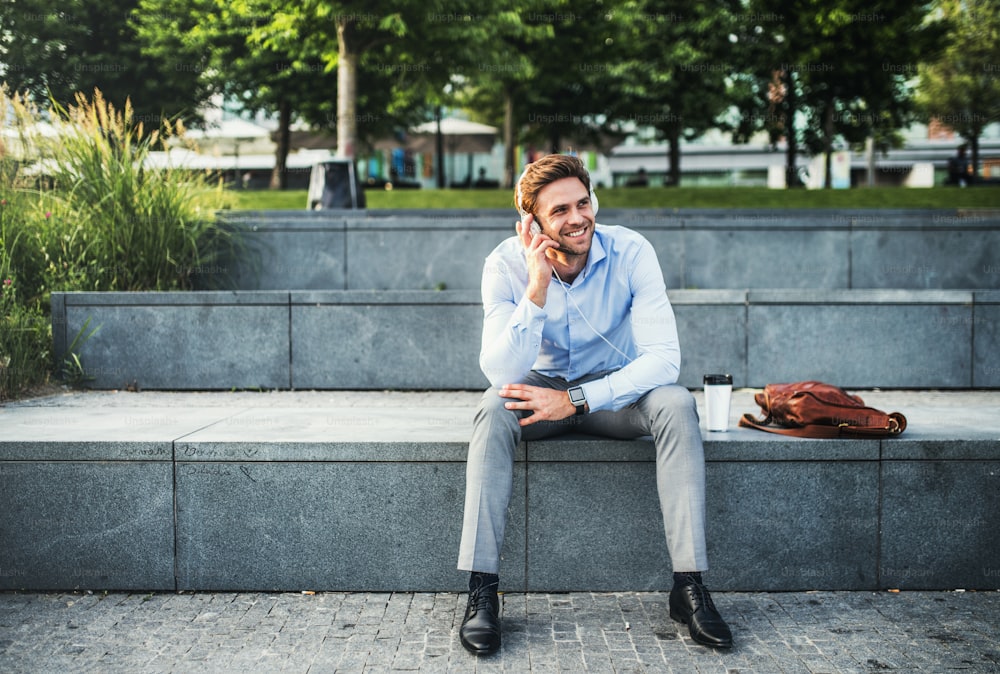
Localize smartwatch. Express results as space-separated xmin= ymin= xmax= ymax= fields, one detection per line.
xmin=567 ymin=386 xmax=587 ymax=416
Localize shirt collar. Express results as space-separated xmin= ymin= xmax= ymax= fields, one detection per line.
xmin=580 ymin=224 xmax=607 ymax=280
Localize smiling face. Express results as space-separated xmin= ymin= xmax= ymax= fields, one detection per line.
xmin=532 ymin=176 xmax=596 ymax=259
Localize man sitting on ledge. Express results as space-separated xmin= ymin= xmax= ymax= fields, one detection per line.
xmin=457 ymin=154 xmax=733 ymax=656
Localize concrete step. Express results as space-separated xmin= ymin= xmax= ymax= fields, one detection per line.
xmin=51 ymin=289 xmax=1000 ymax=391
xmin=2 ymin=389 xmax=997 ymax=593
xmin=213 ymin=208 xmax=1000 ymax=291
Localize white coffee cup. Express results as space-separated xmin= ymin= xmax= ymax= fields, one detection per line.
xmin=704 ymin=374 xmax=733 ymax=432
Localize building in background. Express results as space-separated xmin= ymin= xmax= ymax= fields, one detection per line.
xmin=161 ymin=105 xmax=1000 ymax=190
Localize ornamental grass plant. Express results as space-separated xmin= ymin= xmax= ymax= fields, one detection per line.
xmin=0 ymin=186 xmax=51 ymax=400
xmin=17 ymin=88 xmax=237 ymax=292
xmin=0 ymin=275 xmax=50 ymax=402
xmin=0 ymin=85 xmax=236 ymax=400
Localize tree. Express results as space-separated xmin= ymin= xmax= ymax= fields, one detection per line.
xmin=255 ymin=1 xmax=483 ymax=162
xmin=798 ymin=2 xmax=942 ymax=187
xmin=724 ymin=3 xmax=808 ymax=186
xmin=135 ymin=0 xmax=338 ymax=188
xmin=256 ymin=2 xmax=392 ymax=160
xmin=918 ymin=0 xmax=1000 ymax=178
xmin=455 ymin=2 xmax=644 ymax=188
xmin=451 ymin=3 xmax=558 ymax=188
xmin=0 ymin=0 xmax=208 ymax=123
xmin=138 ymin=0 xmax=475 ymax=187
xmin=518 ymin=4 xmax=627 ymax=158
xmin=733 ymin=0 xmax=942 ymax=187
xmin=350 ymin=5 xmax=502 ymax=182
xmin=609 ymin=0 xmax=741 ymax=186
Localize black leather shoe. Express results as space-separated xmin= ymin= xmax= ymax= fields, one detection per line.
xmin=460 ymin=576 xmax=501 ymax=656
xmin=669 ymin=578 xmax=733 ymax=648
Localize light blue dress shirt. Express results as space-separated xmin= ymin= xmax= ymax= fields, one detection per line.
xmin=479 ymin=224 xmax=681 ymax=412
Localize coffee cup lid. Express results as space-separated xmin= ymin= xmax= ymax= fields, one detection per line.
xmin=703 ymin=374 xmax=733 ymax=385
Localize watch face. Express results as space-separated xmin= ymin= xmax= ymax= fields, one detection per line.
xmin=569 ymin=387 xmax=586 ymax=405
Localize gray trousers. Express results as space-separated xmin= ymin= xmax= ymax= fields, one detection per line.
xmin=457 ymin=371 xmax=709 ymax=575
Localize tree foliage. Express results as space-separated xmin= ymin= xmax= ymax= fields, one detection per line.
xmin=0 ymin=0 xmax=208 ymax=123
xmin=609 ymin=0 xmax=741 ymax=186
xmin=730 ymin=0 xmax=945 ymax=186
xmin=249 ymin=1 xmax=485 ymax=159
xmin=2 ymin=0 xmax=976 ymax=191
xmin=451 ymin=3 xmax=572 ymax=187
xmin=134 ymin=0 xmax=340 ymax=187
xmin=918 ymin=0 xmax=1000 ymax=176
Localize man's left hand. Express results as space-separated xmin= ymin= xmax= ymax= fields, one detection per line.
xmin=498 ymin=384 xmax=579 ymax=426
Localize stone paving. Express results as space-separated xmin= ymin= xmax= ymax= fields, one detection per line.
xmin=1 ymin=589 xmax=998 ymax=673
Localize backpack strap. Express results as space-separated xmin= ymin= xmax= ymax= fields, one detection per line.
xmin=738 ymin=412 xmax=906 ymax=438
xmin=738 ymin=414 xmax=846 ymax=438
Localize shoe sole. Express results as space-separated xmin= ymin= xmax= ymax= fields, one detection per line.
xmin=670 ymin=607 xmax=733 ymax=649
xmin=460 ymin=638 xmax=500 ymax=656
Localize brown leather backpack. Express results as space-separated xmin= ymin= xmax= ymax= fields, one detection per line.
xmin=738 ymin=381 xmax=907 ymax=438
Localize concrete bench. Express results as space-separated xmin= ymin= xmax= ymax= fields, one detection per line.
xmin=50 ymin=289 xmax=1000 ymax=391
xmin=213 ymin=208 xmax=1000 ymax=291
xmin=1 ymin=390 xmax=997 ymax=593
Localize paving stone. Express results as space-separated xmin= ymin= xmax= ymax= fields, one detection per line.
xmin=3 ymin=590 xmax=997 ymax=672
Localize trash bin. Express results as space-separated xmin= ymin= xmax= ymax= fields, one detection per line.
xmin=307 ymin=160 xmax=366 ymax=209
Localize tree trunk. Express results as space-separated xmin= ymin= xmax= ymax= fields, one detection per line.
xmin=666 ymin=124 xmax=681 ymax=187
xmin=783 ymin=71 xmax=800 ymax=188
xmin=270 ymin=98 xmax=291 ymax=190
xmin=503 ymin=88 xmax=515 ymax=189
xmin=335 ymin=19 xmax=357 ymax=159
xmin=970 ymin=133 xmax=981 ymax=179
xmin=865 ymin=136 xmax=875 ymax=187
xmin=823 ymin=99 xmax=834 ymax=189
xmin=435 ymin=105 xmax=445 ymax=188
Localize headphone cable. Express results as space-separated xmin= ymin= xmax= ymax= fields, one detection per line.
xmin=551 ymin=267 xmax=633 ymax=364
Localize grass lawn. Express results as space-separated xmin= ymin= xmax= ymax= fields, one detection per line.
xmin=228 ymin=185 xmax=1000 ymax=211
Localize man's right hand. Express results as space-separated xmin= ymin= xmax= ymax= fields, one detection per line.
xmin=517 ymin=215 xmax=557 ymax=308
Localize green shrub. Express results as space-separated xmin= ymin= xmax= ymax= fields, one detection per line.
xmin=0 ymin=276 xmax=50 ymax=402
xmin=0 ymin=85 xmax=237 ymax=399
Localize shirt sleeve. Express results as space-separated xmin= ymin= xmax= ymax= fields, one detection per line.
xmin=579 ymin=239 xmax=681 ymax=412
xmin=478 ymin=252 xmax=547 ymax=387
